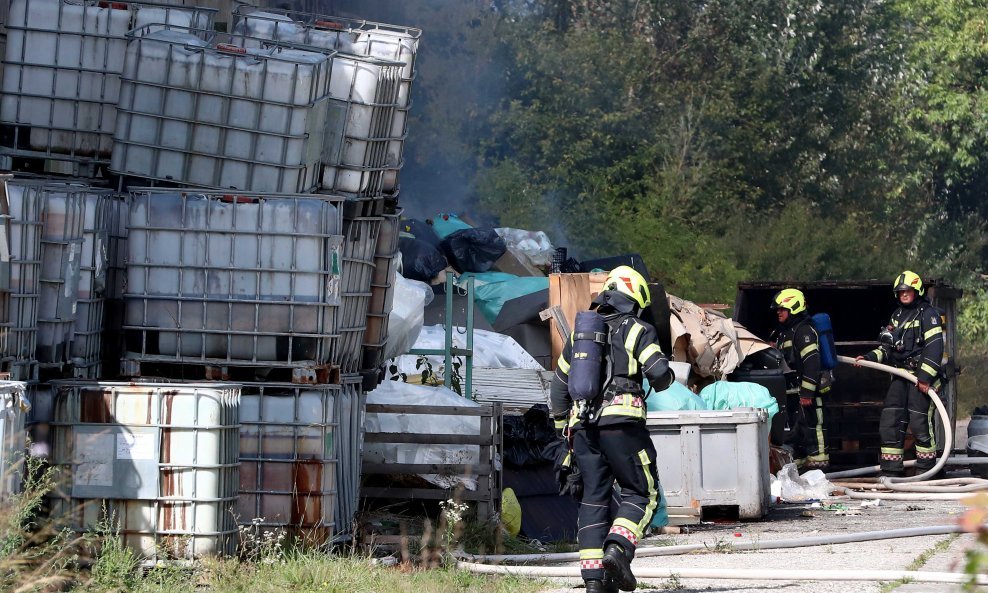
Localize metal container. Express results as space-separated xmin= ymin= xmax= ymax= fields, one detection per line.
xmin=231 ymin=7 xmax=410 ymax=196
xmin=48 ymin=381 xmax=240 ymax=561
xmin=336 ymin=213 xmax=381 ymax=372
xmin=123 ymin=189 xmax=344 ymax=368
xmin=335 ymin=374 xmax=364 ymax=537
xmin=238 ymin=382 xmax=339 ymax=544
xmin=0 ymin=0 xmax=215 ymax=161
xmin=3 ymin=179 xmax=46 ymax=380
xmin=72 ymin=191 xmax=114 ymax=377
xmin=0 ymin=381 xmax=29 ymax=500
xmin=112 ymin=24 xmax=331 ymax=193
xmin=646 ymin=408 xmax=770 ymax=520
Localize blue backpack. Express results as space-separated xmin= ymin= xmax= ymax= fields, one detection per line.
xmin=810 ymin=312 xmax=838 ymax=370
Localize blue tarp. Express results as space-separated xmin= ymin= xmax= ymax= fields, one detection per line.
xmin=699 ymin=380 xmax=779 ymax=425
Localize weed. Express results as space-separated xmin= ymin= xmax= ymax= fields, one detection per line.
xmin=877 ymin=534 xmax=957 ymax=593
xmin=239 ymin=517 xmax=288 ymax=565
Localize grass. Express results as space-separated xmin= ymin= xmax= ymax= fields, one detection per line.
xmin=877 ymin=534 xmax=959 ymax=593
xmin=2 ymin=474 xmax=550 ymax=593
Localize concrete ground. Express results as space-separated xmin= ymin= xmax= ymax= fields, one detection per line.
xmin=537 ymin=421 xmax=983 ymax=593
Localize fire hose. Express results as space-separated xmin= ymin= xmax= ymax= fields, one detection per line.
xmin=827 ymin=355 xmax=988 ymax=499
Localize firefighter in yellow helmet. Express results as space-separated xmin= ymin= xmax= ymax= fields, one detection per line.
xmin=855 ymin=271 xmax=945 ymax=476
xmin=549 ymin=265 xmax=674 ymax=593
xmin=769 ymin=288 xmax=830 ymax=470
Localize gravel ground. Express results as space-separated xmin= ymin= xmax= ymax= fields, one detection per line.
xmin=535 ymin=497 xmax=979 ymax=593
xmin=530 ymin=419 xmax=982 ymax=593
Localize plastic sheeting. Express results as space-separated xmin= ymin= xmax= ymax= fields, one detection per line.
xmin=393 ymin=325 xmax=543 ymax=380
xmin=698 ymin=380 xmax=779 ymax=426
xmin=495 ymin=227 xmax=554 ymax=268
xmin=364 ymin=380 xmax=483 ymax=490
xmin=431 ymin=213 xmax=472 ymax=239
xmin=382 ymin=274 xmax=433 ymax=361
xmin=645 ymin=380 xmax=708 ymax=412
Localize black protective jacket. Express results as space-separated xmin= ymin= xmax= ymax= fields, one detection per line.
xmin=550 ymin=291 xmax=674 ymax=431
xmin=863 ymin=298 xmax=945 ymax=384
xmin=772 ymin=313 xmax=824 ymax=399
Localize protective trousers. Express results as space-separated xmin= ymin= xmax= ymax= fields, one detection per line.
xmin=573 ymin=423 xmax=659 ymax=582
xmin=800 ymin=395 xmax=828 ymax=468
xmin=880 ymin=376 xmax=938 ymax=473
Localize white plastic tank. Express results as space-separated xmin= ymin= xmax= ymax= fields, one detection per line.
xmin=112 ymin=25 xmax=331 ymax=193
xmin=124 ymin=190 xmax=344 ymax=363
xmin=0 ymin=381 xmax=29 ymax=500
xmin=48 ymin=381 xmax=240 ymax=561
xmin=0 ymin=0 xmax=215 ymax=158
xmin=238 ymin=383 xmax=339 ymax=543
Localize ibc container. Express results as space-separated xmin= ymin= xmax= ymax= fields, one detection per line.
xmin=0 ymin=0 xmax=216 ymax=160
xmin=238 ymin=383 xmax=340 ymax=545
xmin=48 ymin=381 xmax=240 ymax=561
xmin=362 ymin=209 xmax=401 ymax=370
xmin=36 ymin=185 xmax=85 ymax=365
xmin=336 ymin=212 xmax=382 ymax=372
xmin=111 ymin=24 xmax=332 ymax=193
xmin=100 ymin=194 xmax=129 ymax=376
xmin=646 ymin=408 xmax=770 ymax=519
xmin=123 ymin=189 xmax=345 ymax=368
xmin=72 ymin=190 xmax=115 ymax=377
xmin=232 ymin=7 xmax=414 ymax=195
xmin=0 ymin=381 xmax=29 ymax=500
xmin=334 ymin=375 xmax=364 ymax=536
xmin=3 ymin=179 xmax=48 ymax=380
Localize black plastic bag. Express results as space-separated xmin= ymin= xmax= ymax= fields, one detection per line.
xmin=400 ymin=218 xmax=442 ymax=247
xmin=399 ymin=236 xmax=447 ymax=283
xmin=439 ymin=228 xmax=507 ymax=273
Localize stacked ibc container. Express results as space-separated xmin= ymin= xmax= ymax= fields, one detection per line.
xmin=0 ymin=3 xmax=421 ymax=557
xmin=232 ymin=7 xmax=417 ymax=385
xmin=0 ymin=0 xmax=216 ymax=173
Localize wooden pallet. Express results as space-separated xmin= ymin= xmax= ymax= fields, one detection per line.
xmin=119 ymin=357 xmax=340 ymax=385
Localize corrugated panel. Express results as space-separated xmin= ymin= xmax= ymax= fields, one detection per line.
xmin=470 ymin=367 xmax=551 ymax=412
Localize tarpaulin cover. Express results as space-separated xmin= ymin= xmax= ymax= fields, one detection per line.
xmin=432 ymin=213 xmax=472 ymax=239
xmin=644 ymin=379 xmax=708 ymax=412
xmin=458 ymin=272 xmax=549 ymax=325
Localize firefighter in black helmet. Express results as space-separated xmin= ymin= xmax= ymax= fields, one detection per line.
xmin=549 ymin=266 xmax=675 ymax=593
xmin=855 ymin=271 xmax=945 ymax=476
xmin=769 ymin=288 xmax=831 ymax=470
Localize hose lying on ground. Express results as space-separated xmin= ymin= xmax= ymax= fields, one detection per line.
xmin=827 ymin=356 xmax=988 ymax=498
xmin=458 ymin=524 xmax=965 ymax=564
xmin=457 ymin=561 xmax=988 ymax=585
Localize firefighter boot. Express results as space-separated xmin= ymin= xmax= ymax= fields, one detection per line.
xmin=602 ymin=543 xmax=636 ymax=591
xmin=584 ymin=579 xmax=619 ymax=593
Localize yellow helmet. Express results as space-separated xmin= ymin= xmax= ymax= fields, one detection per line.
xmin=893 ymin=270 xmax=924 ymax=296
xmin=604 ymin=265 xmax=651 ymax=309
xmin=771 ymin=288 xmax=806 ymax=315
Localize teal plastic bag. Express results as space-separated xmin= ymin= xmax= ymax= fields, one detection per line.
xmin=644 ymin=378 xmax=708 ymax=412
xmin=458 ymin=272 xmax=549 ymax=325
xmin=432 ymin=213 xmax=472 ymax=239
xmin=698 ymin=381 xmax=779 ymax=425
xmin=649 ymin=483 xmax=669 ymax=529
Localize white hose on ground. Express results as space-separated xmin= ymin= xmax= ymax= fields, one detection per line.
xmin=457 ymin=561 xmax=988 ymax=585
xmin=458 ymin=524 xmax=965 ymax=564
